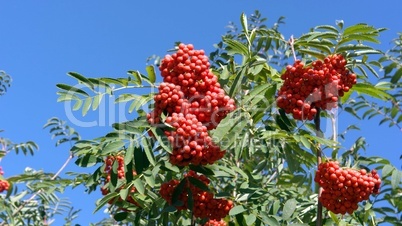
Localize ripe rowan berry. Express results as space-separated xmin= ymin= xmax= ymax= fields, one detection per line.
xmin=315 ymin=160 xmax=381 ymax=214
xmin=277 ymin=55 xmax=356 ymax=120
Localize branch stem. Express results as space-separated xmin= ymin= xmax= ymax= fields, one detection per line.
xmin=289 ymin=35 xmax=297 ymax=62
xmin=314 ymin=109 xmax=323 ymax=226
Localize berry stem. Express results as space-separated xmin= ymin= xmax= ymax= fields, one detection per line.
xmin=289 ymin=35 xmax=297 ymax=62
xmin=314 ymin=108 xmax=323 ymax=226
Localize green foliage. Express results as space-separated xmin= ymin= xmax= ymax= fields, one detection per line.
xmin=0 ymin=117 xmax=81 ymax=225
xmin=56 ymin=70 xmax=155 ymax=116
xmin=0 ymin=137 xmax=38 ymax=157
xmin=346 ymin=33 xmax=402 ymax=131
xmin=0 ymin=70 xmax=11 ymax=96
xmin=44 ymin=117 xmax=81 ymax=147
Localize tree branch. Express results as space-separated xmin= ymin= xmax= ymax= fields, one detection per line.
xmin=314 ymin=109 xmax=323 ymax=226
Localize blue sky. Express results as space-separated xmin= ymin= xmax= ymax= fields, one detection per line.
xmin=1 ymin=1 xmax=401 ymax=225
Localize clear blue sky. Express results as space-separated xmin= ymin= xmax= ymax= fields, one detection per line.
xmin=1 ymin=1 xmax=401 ymax=225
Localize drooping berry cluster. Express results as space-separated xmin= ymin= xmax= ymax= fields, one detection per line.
xmin=159 ymin=171 xmax=233 ymax=221
xmin=0 ymin=166 xmax=9 ymax=193
xmin=314 ymin=161 xmax=381 ymax=214
xmin=204 ymin=219 xmax=227 ymax=226
xmin=100 ymin=155 xmax=139 ymax=208
xmin=147 ymin=43 xmax=235 ymax=166
xmin=164 ymin=113 xmax=225 ymax=166
xmin=277 ymin=54 xmax=357 ymax=120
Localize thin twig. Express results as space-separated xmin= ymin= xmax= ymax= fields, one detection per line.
xmin=314 ymin=109 xmax=323 ymax=226
xmin=289 ymin=35 xmax=297 ymax=62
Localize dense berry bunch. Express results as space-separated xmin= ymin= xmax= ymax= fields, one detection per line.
xmin=204 ymin=219 xmax=227 ymax=226
xmin=0 ymin=180 xmax=9 ymax=193
xmin=147 ymin=43 xmax=235 ymax=166
xmin=315 ymin=161 xmax=381 ymax=214
xmin=164 ymin=113 xmax=225 ymax=166
xmin=100 ymin=155 xmax=139 ymax=208
xmin=0 ymin=166 xmax=9 ymax=193
xmin=277 ymin=54 xmax=357 ymax=120
xmin=159 ymin=171 xmax=233 ymax=221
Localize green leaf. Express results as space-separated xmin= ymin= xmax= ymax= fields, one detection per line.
xmin=296 ymin=42 xmax=332 ymax=54
xmin=229 ymin=69 xmax=244 ymax=98
xmin=188 ymin=177 xmax=210 ymax=192
xmin=397 ymin=114 xmax=402 ymax=123
xmin=72 ymin=98 xmax=83 ymax=111
xmin=328 ymin=211 xmax=340 ymax=224
xmin=56 ymin=84 xmax=89 ymax=96
xmin=146 ymin=65 xmax=156 ymax=83
xmin=272 ymin=200 xmax=280 ymax=214
xmin=150 ymin=127 xmax=172 ymax=153
xmin=243 ymin=83 xmax=272 ymax=105
xmin=306 ymin=31 xmax=338 ymax=42
xmin=188 ymin=165 xmax=214 ymax=176
xmin=114 ymin=212 xmax=128 ymax=222
xmin=210 ymin=110 xmax=241 ymax=143
xmin=111 ymin=160 xmax=119 ymax=187
xmin=141 ymin=137 xmax=156 ymax=166
xmin=184 ymin=187 xmax=193 ymax=212
xmin=75 ymin=154 xmax=99 ymax=167
xmin=343 ymin=24 xmax=377 ymax=36
xmin=99 ymin=77 xmax=128 ymax=87
xmin=134 ymin=178 xmax=145 ymax=195
xmin=298 ymin=49 xmax=325 ymax=59
xmin=57 ymin=91 xmax=76 ymax=102
xmin=102 ymin=140 xmax=125 ymax=155
xmin=143 ymin=170 xmax=155 ymax=187
xmin=119 ymin=188 xmax=129 ymax=201
xmin=339 ymin=34 xmax=380 ymax=45
xmin=68 ymin=72 xmax=94 ymax=90
xmin=125 ymin=159 xmax=134 ymax=183
xmin=229 ymin=205 xmax=246 ymax=216
xmin=172 ymin=179 xmax=186 ymax=204
xmin=390 ymin=67 xmax=402 ymax=84
xmin=115 ymin=93 xmax=141 ymax=103
xmin=240 ymin=12 xmax=248 ymax=34
xmin=92 ymin=94 xmax=103 ymax=110
xmin=224 ymin=39 xmax=249 ymax=56
xmin=134 ymin=146 xmax=149 ymax=174
xmin=260 ymin=213 xmax=280 ymax=226
xmin=348 ymin=49 xmax=382 ymax=57
xmin=315 ymin=25 xmax=339 ymax=33
xmin=282 ymin=198 xmax=297 ymax=220
xmin=94 ymin=192 xmax=119 ymax=213
xmin=391 ymin=169 xmax=402 ymax=190
xmin=245 ymin=214 xmax=257 ymax=226
xmin=128 ymin=70 xmax=143 ymax=85
xmin=299 ymin=135 xmax=311 ymax=149
xmin=336 ymin=44 xmax=377 ymax=53
xmin=82 ymin=96 xmax=92 ymax=116
xmin=352 ymin=83 xmax=392 ymax=100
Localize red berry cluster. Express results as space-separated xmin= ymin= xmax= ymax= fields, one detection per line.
xmin=0 ymin=166 xmax=9 ymax=193
xmin=100 ymin=155 xmax=139 ymax=208
xmin=147 ymin=43 xmax=235 ymax=166
xmin=277 ymin=54 xmax=357 ymax=120
xmin=164 ymin=113 xmax=225 ymax=166
xmin=204 ymin=219 xmax=227 ymax=226
xmin=315 ymin=161 xmax=381 ymax=214
xmin=159 ymin=171 xmax=233 ymax=221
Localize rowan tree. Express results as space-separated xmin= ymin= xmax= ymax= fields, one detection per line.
xmin=0 ymin=11 xmax=401 ymax=225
